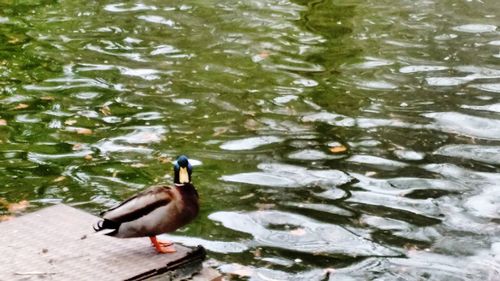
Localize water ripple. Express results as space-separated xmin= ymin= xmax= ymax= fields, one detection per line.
xmin=424 ymin=112 xmax=500 ymax=140
xmin=220 ymin=136 xmax=284 ymax=151
xmin=221 ymin=163 xmax=352 ymax=188
xmin=159 ymin=234 xmax=248 ymax=254
xmin=104 ymin=3 xmax=157 ymax=12
xmin=434 ymin=144 xmax=500 ymax=165
xmin=469 ymin=83 xmax=500 ymax=93
xmin=347 ymin=191 xmax=442 ymax=220
xmin=209 ymin=210 xmax=400 ymax=257
xmin=137 ymin=15 xmax=176 ymax=27
xmin=452 ymin=24 xmax=497 ymax=33
xmin=2 ymin=0 xmax=500 ymax=278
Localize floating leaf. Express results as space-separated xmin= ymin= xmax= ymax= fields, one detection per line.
xmin=251 ymin=248 xmax=261 ymax=258
xmin=329 ymin=145 xmax=347 ymax=153
xmin=40 ymin=96 xmax=55 ymax=101
xmin=53 ymin=176 xmax=66 ymax=183
xmin=7 ymin=35 xmax=21 ymax=44
xmin=259 ymin=50 xmax=270 ymax=59
xmin=158 ymin=156 xmax=172 ymax=164
xmin=0 ymin=119 xmax=7 ymax=126
xmin=100 ymin=105 xmax=111 ymax=116
xmin=84 ymin=154 xmax=93 ymax=160
xmin=239 ymin=193 xmax=255 ymax=200
xmin=14 ymin=103 xmax=29 ymax=110
xmin=365 ymin=171 xmax=377 ymax=177
xmin=76 ymin=128 xmax=93 ymax=135
xmin=404 ymin=243 xmax=422 ymax=253
xmin=212 ymin=126 xmax=229 ymax=137
xmin=8 ymin=200 xmax=30 ymax=213
xmin=72 ymin=143 xmax=83 ymax=150
xmin=65 ymin=119 xmax=77 ymax=126
xmin=244 ymin=119 xmax=259 ymax=131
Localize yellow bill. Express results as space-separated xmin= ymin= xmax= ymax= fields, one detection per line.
xmin=179 ymin=167 xmax=189 ymax=183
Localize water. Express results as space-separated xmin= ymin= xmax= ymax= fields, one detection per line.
xmin=1 ymin=0 xmax=499 ymax=279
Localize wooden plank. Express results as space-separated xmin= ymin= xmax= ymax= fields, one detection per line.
xmin=0 ymin=204 xmax=206 ymax=281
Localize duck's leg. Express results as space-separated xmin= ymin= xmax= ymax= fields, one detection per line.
xmin=149 ymin=236 xmax=176 ymax=253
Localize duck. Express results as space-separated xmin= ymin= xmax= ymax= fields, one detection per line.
xmin=93 ymin=155 xmax=199 ymax=254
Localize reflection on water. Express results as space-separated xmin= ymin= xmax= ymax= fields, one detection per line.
xmin=1 ymin=0 xmax=500 ymax=279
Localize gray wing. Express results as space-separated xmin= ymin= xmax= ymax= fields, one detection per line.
xmin=102 ymin=185 xmax=173 ymax=224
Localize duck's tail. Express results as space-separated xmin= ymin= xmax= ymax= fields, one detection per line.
xmin=93 ymin=219 xmax=121 ymax=236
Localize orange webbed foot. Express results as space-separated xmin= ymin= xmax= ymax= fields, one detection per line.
xmin=149 ymin=236 xmax=177 ymax=254
xmin=158 ymin=241 xmax=173 ymax=247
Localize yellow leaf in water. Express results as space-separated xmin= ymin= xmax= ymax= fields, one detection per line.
xmin=65 ymin=119 xmax=77 ymax=126
xmin=40 ymin=96 xmax=55 ymax=101
xmin=212 ymin=127 xmax=229 ymax=137
xmin=158 ymin=156 xmax=172 ymax=164
xmin=100 ymin=106 xmax=111 ymax=116
xmin=252 ymin=248 xmax=261 ymax=258
xmin=76 ymin=128 xmax=93 ymax=135
xmin=243 ymin=119 xmax=259 ymax=131
xmin=239 ymin=193 xmax=255 ymax=200
xmin=7 ymin=36 xmax=21 ymax=44
xmin=243 ymin=111 xmax=256 ymax=117
xmin=53 ymin=176 xmax=66 ymax=183
xmin=404 ymin=243 xmax=421 ymax=254
xmin=259 ymin=50 xmax=270 ymax=59
xmin=8 ymin=200 xmax=30 ymax=213
xmin=72 ymin=143 xmax=83 ymax=150
xmin=0 ymin=119 xmax=7 ymax=126
xmin=84 ymin=154 xmax=93 ymax=160
xmin=14 ymin=103 xmax=29 ymax=110
xmin=365 ymin=171 xmax=377 ymax=177
xmin=329 ymin=145 xmax=347 ymax=153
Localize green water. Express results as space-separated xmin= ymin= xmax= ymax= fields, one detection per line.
xmin=1 ymin=0 xmax=500 ymax=279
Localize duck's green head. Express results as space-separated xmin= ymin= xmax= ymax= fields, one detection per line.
xmin=174 ymin=155 xmax=192 ymax=184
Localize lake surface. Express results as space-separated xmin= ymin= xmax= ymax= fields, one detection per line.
xmin=1 ymin=0 xmax=499 ymax=279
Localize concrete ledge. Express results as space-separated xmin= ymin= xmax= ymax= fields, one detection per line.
xmin=0 ymin=204 xmax=214 ymax=281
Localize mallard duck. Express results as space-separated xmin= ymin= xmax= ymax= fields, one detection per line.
xmin=94 ymin=155 xmax=199 ymax=253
